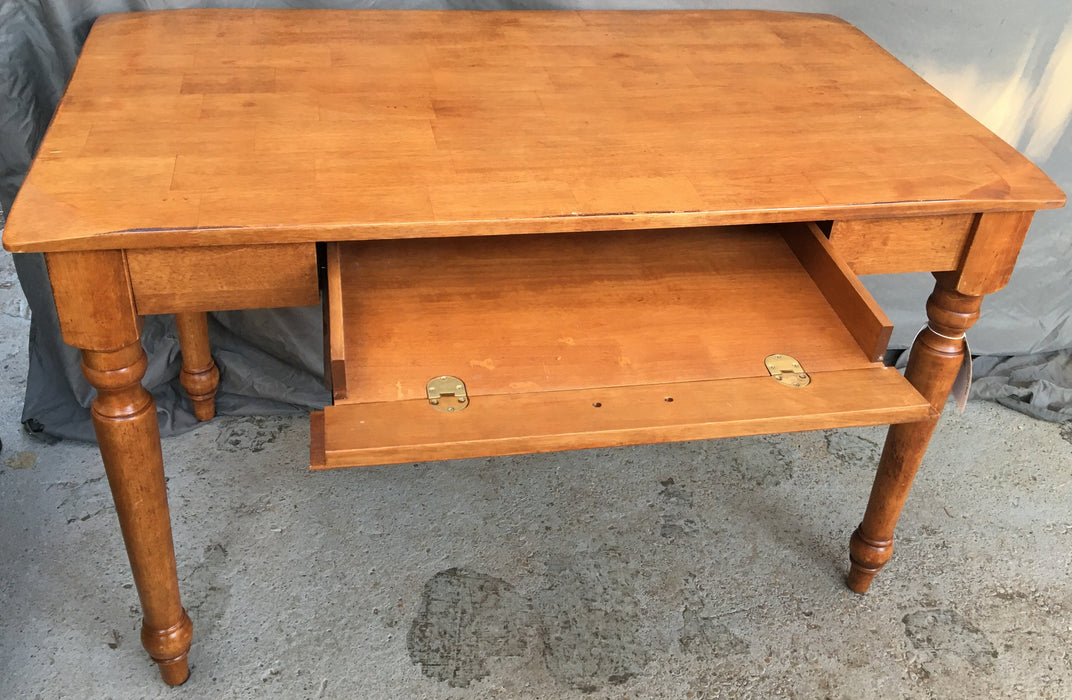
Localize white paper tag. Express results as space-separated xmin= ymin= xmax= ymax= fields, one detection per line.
xmin=951 ymin=334 xmax=972 ymax=413
xmin=911 ymin=324 xmax=972 ymax=413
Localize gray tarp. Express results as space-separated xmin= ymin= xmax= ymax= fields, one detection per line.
xmin=2 ymin=0 xmax=1070 ymax=442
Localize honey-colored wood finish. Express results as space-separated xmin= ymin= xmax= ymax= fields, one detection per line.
xmin=330 ymin=225 xmax=889 ymax=407
xmin=784 ymin=223 xmax=893 ymax=361
xmin=949 ymin=211 xmax=1036 ymax=296
xmin=309 ymin=410 xmax=327 ymax=470
xmin=44 ymin=250 xmax=140 ymax=351
xmin=44 ymin=251 xmax=192 ymax=685
xmin=323 ymin=242 xmax=348 ymax=401
xmin=848 ymin=278 xmax=983 ymax=592
xmin=317 ymin=222 xmax=911 ymax=468
xmin=127 ymin=243 xmax=318 ymax=314
xmin=1 ymin=10 xmax=1063 ymax=254
xmin=3 ymin=9 xmax=1063 ymax=687
xmin=174 ymin=311 xmax=219 ymax=421
xmin=828 ymin=214 xmax=975 ymax=275
xmin=314 ymin=369 xmax=931 ymax=469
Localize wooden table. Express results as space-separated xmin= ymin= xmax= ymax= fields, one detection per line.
xmin=3 ymin=9 xmax=1064 ymax=686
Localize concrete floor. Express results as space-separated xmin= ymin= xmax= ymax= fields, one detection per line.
xmin=1 ymin=247 xmax=1070 ymax=699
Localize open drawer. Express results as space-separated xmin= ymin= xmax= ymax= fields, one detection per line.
xmin=311 ymin=223 xmax=931 ymax=469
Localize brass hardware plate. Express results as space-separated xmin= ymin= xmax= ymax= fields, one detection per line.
xmin=426 ymin=376 xmax=469 ymax=412
xmin=764 ymin=354 xmax=811 ymax=387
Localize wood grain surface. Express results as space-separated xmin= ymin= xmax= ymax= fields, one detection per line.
xmin=330 ymin=225 xmax=887 ymax=406
xmin=848 ymin=278 xmax=983 ymax=593
xmin=828 ymin=214 xmax=976 ymax=275
xmin=127 ymin=243 xmax=319 ymax=313
xmin=3 ymin=9 xmax=1064 ymax=253
xmin=312 ymin=368 xmax=931 ymax=469
xmin=783 ymin=223 xmax=892 ymax=361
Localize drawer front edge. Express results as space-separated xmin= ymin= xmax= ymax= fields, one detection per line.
xmin=128 ymin=243 xmax=319 ymax=314
xmin=829 ymin=214 xmax=975 ymax=275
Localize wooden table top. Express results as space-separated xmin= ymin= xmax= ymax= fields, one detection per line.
xmin=3 ymin=9 xmax=1064 ymax=253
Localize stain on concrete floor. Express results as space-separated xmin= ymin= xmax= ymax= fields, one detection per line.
xmin=1059 ymin=420 xmax=1072 ymax=446
xmin=407 ymin=568 xmax=528 ymax=688
xmin=825 ymin=430 xmax=883 ymax=466
xmin=658 ymin=476 xmax=700 ymax=540
xmin=408 ymin=553 xmax=654 ymax=693
xmin=215 ymin=416 xmax=289 ymax=453
xmin=902 ymin=608 xmax=999 ymax=677
xmin=679 ymin=606 xmax=749 ymax=658
xmin=536 ymin=549 xmax=652 ymax=693
xmin=185 ymin=543 xmax=233 ymax=637
xmin=3 ymin=450 xmax=35 ymax=469
xmin=409 ymin=545 xmax=767 ymax=695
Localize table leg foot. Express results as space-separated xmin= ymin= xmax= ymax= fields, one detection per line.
xmin=847 ymin=279 xmax=981 ymax=592
xmin=175 ymin=311 xmax=219 ymax=421
xmin=847 ymin=527 xmax=892 ymax=593
xmin=143 ymin=612 xmax=194 ymax=685
xmin=157 ymin=656 xmax=191 ymax=687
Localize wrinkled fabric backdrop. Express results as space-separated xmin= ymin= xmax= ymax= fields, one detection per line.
xmin=2 ymin=0 xmax=1070 ymax=441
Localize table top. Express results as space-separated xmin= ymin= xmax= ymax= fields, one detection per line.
xmin=3 ymin=9 xmax=1064 ymax=253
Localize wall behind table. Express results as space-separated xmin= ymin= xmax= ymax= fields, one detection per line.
xmin=1 ymin=0 xmax=1069 ymax=440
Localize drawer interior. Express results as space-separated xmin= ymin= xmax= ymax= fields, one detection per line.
xmin=312 ymin=223 xmax=929 ymax=468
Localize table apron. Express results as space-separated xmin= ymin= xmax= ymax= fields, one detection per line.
xmin=126 ymin=243 xmax=319 ymax=315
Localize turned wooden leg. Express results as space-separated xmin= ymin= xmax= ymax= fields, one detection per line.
xmin=84 ymin=341 xmax=193 ymax=684
xmin=46 ymin=250 xmax=193 ymax=685
xmin=847 ymin=279 xmax=982 ymax=593
xmin=175 ymin=311 xmax=219 ymax=421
